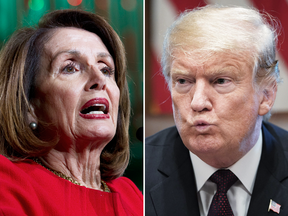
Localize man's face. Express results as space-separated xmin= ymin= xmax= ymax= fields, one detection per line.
xmin=170 ymin=51 xmax=266 ymax=168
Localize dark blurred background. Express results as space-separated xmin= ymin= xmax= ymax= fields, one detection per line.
xmin=0 ymin=0 xmax=143 ymax=191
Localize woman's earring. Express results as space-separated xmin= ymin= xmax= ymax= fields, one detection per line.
xmin=29 ymin=122 xmax=37 ymax=130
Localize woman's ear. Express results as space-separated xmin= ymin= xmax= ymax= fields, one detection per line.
xmin=258 ymin=80 xmax=277 ymax=116
xmin=27 ymin=104 xmax=38 ymax=126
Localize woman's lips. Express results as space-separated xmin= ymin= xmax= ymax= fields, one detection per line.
xmin=79 ymin=98 xmax=110 ymax=119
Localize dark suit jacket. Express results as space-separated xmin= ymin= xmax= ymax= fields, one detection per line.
xmin=145 ymin=121 xmax=288 ymax=216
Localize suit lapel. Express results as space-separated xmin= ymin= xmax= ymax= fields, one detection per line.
xmin=149 ymin=132 xmax=200 ymax=216
xmin=247 ymin=124 xmax=288 ymax=216
xmin=148 ymin=123 xmax=288 ymax=216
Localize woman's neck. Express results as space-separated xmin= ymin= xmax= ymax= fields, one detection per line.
xmin=40 ymin=144 xmax=104 ymax=190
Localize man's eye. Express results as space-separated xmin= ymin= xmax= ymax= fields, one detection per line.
xmin=178 ymin=79 xmax=186 ymax=84
xmin=216 ymin=78 xmax=229 ymax=84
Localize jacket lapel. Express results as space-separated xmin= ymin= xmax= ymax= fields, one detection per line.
xmin=247 ymin=124 xmax=288 ymax=215
xmin=149 ymin=132 xmax=200 ymax=216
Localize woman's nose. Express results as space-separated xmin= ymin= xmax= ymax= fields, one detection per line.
xmin=85 ymin=66 xmax=106 ymax=91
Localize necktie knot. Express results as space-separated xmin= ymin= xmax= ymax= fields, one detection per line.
xmin=209 ymin=169 xmax=238 ymax=193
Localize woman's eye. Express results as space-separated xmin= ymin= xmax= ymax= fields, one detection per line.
xmin=62 ymin=62 xmax=78 ymax=73
xmin=101 ymin=66 xmax=114 ymax=76
xmin=65 ymin=66 xmax=75 ymax=73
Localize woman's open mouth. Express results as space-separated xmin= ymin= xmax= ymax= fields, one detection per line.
xmin=80 ymin=104 xmax=108 ymax=115
xmin=80 ymin=98 xmax=109 ymax=119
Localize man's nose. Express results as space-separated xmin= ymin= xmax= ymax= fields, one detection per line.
xmin=190 ymin=81 xmax=212 ymax=112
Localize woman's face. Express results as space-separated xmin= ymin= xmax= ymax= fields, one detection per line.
xmin=32 ymin=27 xmax=120 ymax=147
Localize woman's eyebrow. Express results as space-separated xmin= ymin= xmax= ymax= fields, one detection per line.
xmin=51 ymin=49 xmax=81 ymax=62
xmin=51 ymin=50 xmax=112 ymax=62
xmin=97 ymin=52 xmax=112 ymax=59
xmin=48 ymin=50 xmax=81 ymax=71
xmin=49 ymin=50 xmax=114 ymax=71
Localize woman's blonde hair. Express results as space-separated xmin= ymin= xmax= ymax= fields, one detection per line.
xmin=0 ymin=9 xmax=130 ymax=180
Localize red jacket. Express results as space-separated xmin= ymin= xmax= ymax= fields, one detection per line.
xmin=0 ymin=155 xmax=143 ymax=216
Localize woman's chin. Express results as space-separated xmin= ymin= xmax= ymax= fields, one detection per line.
xmin=81 ymin=126 xmax=116 ymax=142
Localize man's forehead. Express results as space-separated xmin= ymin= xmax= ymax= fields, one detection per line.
xmin=169 ymin=50 xmax=255 ymax=78
xmin=171 ymin=49 xmax=254 ymax=67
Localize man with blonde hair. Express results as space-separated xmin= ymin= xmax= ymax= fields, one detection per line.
xmin=146 ymin=5 xmax=288 ymax=216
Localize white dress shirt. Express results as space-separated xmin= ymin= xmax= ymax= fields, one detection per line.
xmin=190 ymin=130 xmax=262 ymax=216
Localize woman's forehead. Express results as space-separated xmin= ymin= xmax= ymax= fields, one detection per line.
xmin=44 ymin=27 xmax=108 ymax=54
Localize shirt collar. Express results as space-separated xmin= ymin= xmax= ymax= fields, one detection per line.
xmin=190 ymin=129 xmax=262 ymax=194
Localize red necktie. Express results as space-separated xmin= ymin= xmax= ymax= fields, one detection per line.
xmin=207 ymin=169 xmax=238 ymax=216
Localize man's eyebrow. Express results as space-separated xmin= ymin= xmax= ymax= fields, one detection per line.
xmin=170 ymin=68 xmax=191 ymax=75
